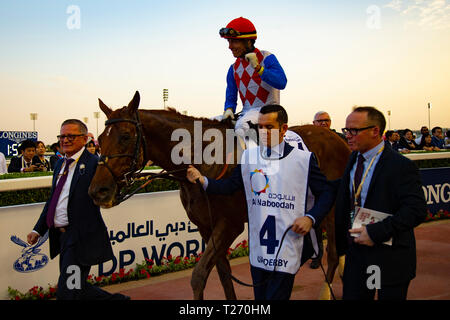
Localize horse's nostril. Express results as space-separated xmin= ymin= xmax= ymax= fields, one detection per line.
xmin=98 ymin=187 xmax=111 ymax=197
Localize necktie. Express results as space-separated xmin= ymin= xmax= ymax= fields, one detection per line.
xmin=46 ymin=158 xmax=75 ymax=228
xmin=267 ymin=147 xmax=271 ymax=157
xmin=352 ymin=154 xmax=365 ymax=209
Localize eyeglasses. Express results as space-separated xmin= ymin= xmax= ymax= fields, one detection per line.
xmin=341 ymin=126 xmax=375 ymax=136
xmin=57 ymin=134 xmax=85 ymax=141
xmin=314 ymin=119 xmax=331 ymax=124
xmin=219 ymin=27 xmax=240 ymax=38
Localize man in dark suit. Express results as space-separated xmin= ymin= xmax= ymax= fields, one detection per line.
xmin=187 ymin=104 xmax=335 ymax=300
xmin=27 ymin=119 xmax=128 ymax=300
xmin=336 ymin=106 xmax=426 ymax=300
xmin=384 ymin=130 xmax=400 ymax=152
xmin=7 ymin=139 xmax=40 ymax=173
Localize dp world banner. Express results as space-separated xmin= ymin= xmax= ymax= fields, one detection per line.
xmin=0 ymin=131 xmax=38 ymax=157
xmin=0 ymin=191 xmax=247 ymax=299
xmin=420 ymin=167 xmax=450 ymax=215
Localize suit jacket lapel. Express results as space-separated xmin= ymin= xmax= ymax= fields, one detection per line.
xmin=52 ymin=160 xmax=64 ymax=190
xmin=344 ymin=152 xmax=358 ymax=202
xmin=69 ymin=149 xmax=89 ymax=198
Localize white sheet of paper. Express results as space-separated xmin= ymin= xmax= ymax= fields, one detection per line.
xmin=351 ymin=206 xmax=393 ymax=246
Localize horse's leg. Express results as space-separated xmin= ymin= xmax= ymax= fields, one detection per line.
xmin=215 ymin=255 xmax=237 ymax=300
xmin=190 ymin=234 xmax=218 ymax=300
xmin=318 ymin=208 xmax=340 ymax=300
xmin=191 ymin=217 xmax=241 ymax=300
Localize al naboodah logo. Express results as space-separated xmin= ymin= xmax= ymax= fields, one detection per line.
xmin=250 ymin=169 xmax=269 ymax=196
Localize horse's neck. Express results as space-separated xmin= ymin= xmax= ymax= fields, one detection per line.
xmin=140 ymin=110 xmax=237 ymax=177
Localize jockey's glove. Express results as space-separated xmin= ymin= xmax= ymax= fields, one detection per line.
xmin=245 ymin=52 xmax=259 ymax=69
xmin=223 ymin=108 xmax=235 ymax=120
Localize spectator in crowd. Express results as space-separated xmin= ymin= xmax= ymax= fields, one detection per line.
xmin=27 ymin=119 xmax=128 ymax=300
xmin=85 ymin=140 xmax=99 ymax=158
xmin=32 ymin=141 xmax=51 ymax=171
xmin=398 ymin=129 xmax=419 ymax=152
xmin=414 ymin=126 xmax=429 ymax=145
xmin=385 ymin=130 xmax=400 ymax=152
xmin=431 ymin=126 xmax=445 ymax=149
xmin=445 ymin=130 xmax=450 ymax=148
xmin=313 ymin=111 xmax=346 ymax=141
xmin=309 ymin=110 xmax=348 ymax=269
xmin=95 ymin=144 xmax=101 ymax=156
xmin=8 ymin=140 xmax=40 ymax=173
xmin=419 ymin=133 xmax=440 ymax=151
xmin=0 ymin=152 xmax=7 ymax=174
xmin=49 ymin=142 xmax=64 ymax=171
xmin=335 ymin=106 xmax=426 ymax=300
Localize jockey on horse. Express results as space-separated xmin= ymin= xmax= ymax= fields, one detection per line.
xmin=219 ymin=17 xmax=304 ymax=150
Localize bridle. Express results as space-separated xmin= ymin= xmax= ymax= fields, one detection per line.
xmin=97 ymin=110 xmax=187 ymax=204
xmin=98 ymin=110 xmax=148 ymax=188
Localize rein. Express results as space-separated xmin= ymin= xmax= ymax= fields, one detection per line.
xmin=97 ymin=111 xmax=189 ymax=203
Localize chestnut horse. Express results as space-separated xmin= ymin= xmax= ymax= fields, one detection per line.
xmin=88 ymin=91 xmax=350 ymax=300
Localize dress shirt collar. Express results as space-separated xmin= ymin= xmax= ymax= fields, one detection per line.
xmin=359 ymin=140 xmax=384 ymax=161
xmin=64 ymin=147 xmax=85 ymax=164
xmin=263 ymin=140 xmax=285 ymax=158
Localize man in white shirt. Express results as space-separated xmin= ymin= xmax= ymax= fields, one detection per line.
xmin=26 ymin=119 xmax=128 ymax=300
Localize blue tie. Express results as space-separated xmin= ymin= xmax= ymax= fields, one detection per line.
xmin=267 ymin=147 xmax=271 ymax=157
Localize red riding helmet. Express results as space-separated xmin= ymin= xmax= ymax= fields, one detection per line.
xmin=219 ymin=17 xmax=257 ymax=40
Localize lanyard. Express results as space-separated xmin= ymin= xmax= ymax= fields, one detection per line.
xmin=352 ymin=145 xmax=384 ymax=207
xmin=21 ymin=157 xmax=31 ymax=168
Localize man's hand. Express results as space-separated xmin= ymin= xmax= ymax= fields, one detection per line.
xmin=245 ymin=52 xmax=260 ymax=69
xmin=23 ymin=165 xmax=38 ymax=172
xmin=348 ymin=226 xmax=375 ymax=246
xmin=27 ymin=232 xmax=39 ymax=245
xmin=186 ymin=165 xmax=205 ymax=185
xmin=223 ymin=108 xmax=234 ymax=120
xmin=291 ymin=216 xmax=313 ymax=235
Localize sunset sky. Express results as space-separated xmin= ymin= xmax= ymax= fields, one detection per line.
xmin=0 ymin=0 xmax=449 ymax=144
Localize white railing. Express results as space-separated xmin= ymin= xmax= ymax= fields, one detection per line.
xmin=0 ymin=169 xmax=162 ymax=192
xmin=1 ymin=153 xmax=449 ymax=192
xmin=402 ymin=151 xmax=450 ymax=161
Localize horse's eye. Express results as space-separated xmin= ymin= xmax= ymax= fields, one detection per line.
xmin=120 ymin=134 xmax=131 ymax=142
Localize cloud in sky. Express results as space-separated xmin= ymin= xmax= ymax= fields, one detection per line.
xmin=384 ymin=0 xmax=450 ymax=29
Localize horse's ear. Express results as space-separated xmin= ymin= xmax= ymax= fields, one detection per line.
xmin=99 ymin=98 xmax=113 ymax=119
xmin=127 ymin=91 xmax=140 ymax=114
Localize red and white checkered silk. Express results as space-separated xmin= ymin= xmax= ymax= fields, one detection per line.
xmin=233 ymin=48 xmax=276 ymax=109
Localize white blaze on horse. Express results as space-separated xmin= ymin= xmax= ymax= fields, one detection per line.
xmin=88 ymin=91 xmax=350 ymax=300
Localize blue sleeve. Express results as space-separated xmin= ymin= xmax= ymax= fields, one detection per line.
xmin=305 ymin=154 xmax=336 ymax=227
xmin=206 ymin=164 xmax=244 ymax=195
xmin=225 ymin=65 xmax=238 ymax=112
xmin=261 ymin=54 xmax=287 ymax=90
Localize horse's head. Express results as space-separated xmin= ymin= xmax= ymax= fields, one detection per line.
xmin=88 ymin=91 xmax=147 ymax=208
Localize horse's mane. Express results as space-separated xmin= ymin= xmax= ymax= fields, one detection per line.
xmin=140 ymin=107 xmax=234 ymax=130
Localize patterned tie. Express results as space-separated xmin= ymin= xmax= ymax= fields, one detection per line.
xmin=352 ymin=154 xmax=366 ymax=209
xmin=46 ymin=158 xmax=75 ymax=228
